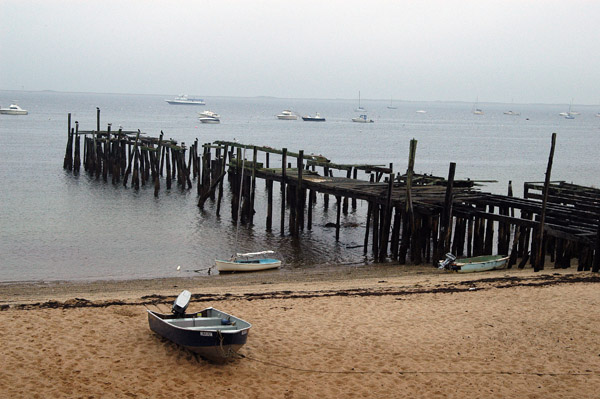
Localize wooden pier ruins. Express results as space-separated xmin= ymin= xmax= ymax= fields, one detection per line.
xmin=62 ymin=112 xmax=600 ymax=272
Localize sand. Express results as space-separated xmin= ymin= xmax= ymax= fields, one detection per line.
xmin=0 ymin=265 xmax=599 ymax=398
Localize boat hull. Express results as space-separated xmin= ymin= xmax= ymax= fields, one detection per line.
xmin=0 ymin=107 xmax=28 ymax=115
xmin=302 ymin=117 xmax=325 ymax=122
xmin=147 ymin=308 xmax=250 ymax=362
xmin=215 ymin=258 xmax=281 ymax=272
xmin=165 ymin=99 xmax=205 ymax=105
xmin=199 ymin=117 xmax=220 ymax=124
xmin=451 ymin=255 xmax=509 ymax=273
xmin=277 ymin=115 xmax=297 ymax=120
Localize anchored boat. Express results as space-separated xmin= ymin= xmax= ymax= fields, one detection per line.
xmin=438 ymin=253 xmax=509 ymax=273
xmin=165 ymin=95 xmax=205 ymax=105
xmin=302 ymin=112 xmax=326 ymax=122
xmin=216 ymin=251 xmax=281 ymax=272
xmin=0 ymin=104 xmax=28 ymax=115
xmin=215 ymin=148 xmax=282 ymax=272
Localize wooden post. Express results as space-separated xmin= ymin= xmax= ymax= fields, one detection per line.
xmin=63 ymin=113 xmax=73 ymax=170
xmin=266 ymin=179 xmax=273 ymax=230
xmin=96 ymin=107 xmax=100 ymax=133
xmin=216 ymin=144 xmax=228 ymax=217
xmin=249 ymin=146 xmax=257 ymax=224
xmin=404 ymin=139 xmax=418 ymax=263
xmin=323 ymin=166 xmax=329 ymax=209
xmin=379 ymin=165 xmax=394 ymax=262
xmin=296 ymin=150 xmax=304 ymax=235
xmin=335 ymin=195 xmax=342 ymax=241
xmin=437 ymin=162 xmax=456 ymax=263
xmin=73 ymin=122 xmax=80 ymax=174
xmin=593 ymin=211 xmax=600 ymax=272
xmin=307 ymin=188 xmax=313 ymax=230
xmin=372 ymin=204 xmax=380 ymax=258
xmin=280 ymin=148 xmax=287 ymax=236
xmin=364 ymin=202 xmax=372 ymax=255
xmin=535 ymin=133 xmax=556 ymax=272
xmin=484 ymin=207 xmax=494 ymax=255
xmin=390 ymin=206 xmax=401 ymax=260
xmin=352 ymin=168 xmax=358 ymax=209
xmin=343 ymin=168 xmax=351 ymax=214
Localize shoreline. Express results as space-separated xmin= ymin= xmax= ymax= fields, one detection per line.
xmin=1 ymin=265 xmax=599 ymax=398
xmin=1 ymin=263 xmax=596 ymax=307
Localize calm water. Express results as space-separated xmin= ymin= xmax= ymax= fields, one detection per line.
xmin=1 ymin=90 xmax=599 ymax=282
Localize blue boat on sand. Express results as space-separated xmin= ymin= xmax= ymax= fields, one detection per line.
xmin=147 ymin=290 xmax=251 ymax=362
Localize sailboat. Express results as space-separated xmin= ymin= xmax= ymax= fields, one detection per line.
xmin=472 ymin=97 xmax=483 ymax=115
xmin=387 ymin=97 xmax=397 ymax=110
xmin=560 ymin=99 xmax=578 ymax=118
xmin=215 ymin=149 xmax=281 ymax=273
xmin=354 ymin=91 xmax=366 ymax=112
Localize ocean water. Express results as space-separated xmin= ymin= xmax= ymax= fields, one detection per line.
xmin=1 ymin=90 xmax=599 ymax=282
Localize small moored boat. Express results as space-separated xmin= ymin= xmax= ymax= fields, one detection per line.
xmin=351 ymin=114 xmax=374 ymax=123
xmin=147 ymin=290 xmax=251 ymax=362
xmin=276 ymin=110 xmax=298 ymax=120
xmin=198 ymin=110 xmax=220 ymax=124
xmin=216 ymin=251 xmax=281 ymax=272
xmin=302 ymin=112 xmax=326 ymax=122
xmin=438 ymin=253 xmax=509 ymax=273
xmin=0 ymin=104 xmax=28 ymax=115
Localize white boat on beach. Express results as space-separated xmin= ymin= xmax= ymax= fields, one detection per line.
xmin=166 ymin=95 xmax=206 ymax=105
xmin=215 ymin=148 xmax=281 ymax=273
xmin=439 ymin=253 xmax=509 ymax=273
xmin=0 ymin=104 xmax=28 ymax=115
xmin=198 ymin=110 xmax=220 ymax=124
xmin=215 ymin=251 xmax=282 ymax=272
xmin=276 ymin=110 xmax=298 ymax=120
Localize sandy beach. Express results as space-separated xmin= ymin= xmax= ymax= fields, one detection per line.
xmin=1 ymin=265 xmax=599 ymax=398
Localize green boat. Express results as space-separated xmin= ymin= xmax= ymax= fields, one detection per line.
xmin=439 ymin=253 xmax=509 ymax=273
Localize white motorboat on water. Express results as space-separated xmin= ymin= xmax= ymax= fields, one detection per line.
xmin=302 ymin=112 xmax=326 ymax=122
xmin=351 ymin=114 xmax=374 ymax=123
xmin=166 ymin=95 xmax=206 ymax=105
xmin=276 ymin=110 xmax=298 ymax=120
xmin=503 ymin=110 xmax=521 ymax=115
xmin=198 ymin=110 xmax=220 ymax=124
xmin=0 ymin=104 xmax=28 ymax=115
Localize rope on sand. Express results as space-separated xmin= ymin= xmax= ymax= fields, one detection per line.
xmin=235 ymin=353 xmax=598 ymax=377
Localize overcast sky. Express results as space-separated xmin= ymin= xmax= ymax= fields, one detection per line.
xmin=1 ymin=0 xmax=599 ymax=104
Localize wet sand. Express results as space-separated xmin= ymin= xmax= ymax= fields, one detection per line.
xmin=1 ymin=265 xmax=599 ymax=398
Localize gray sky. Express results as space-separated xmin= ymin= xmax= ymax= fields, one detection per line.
xmin=1 ymin=0 xmax=599 ymax=104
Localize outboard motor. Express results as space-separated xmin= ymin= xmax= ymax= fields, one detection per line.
xmin=438 ymin=253 xmax=457 ymax=269
xmin=172 ymin=290 xmax=192 ymax=317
